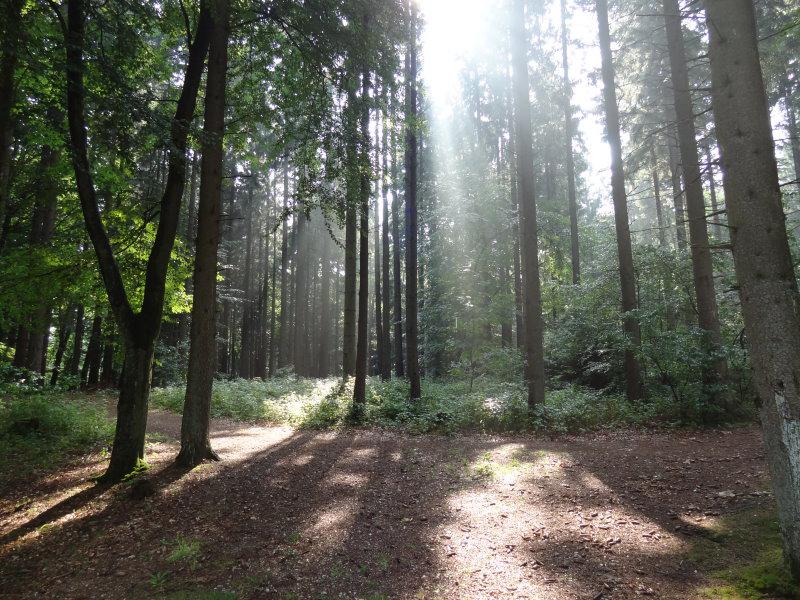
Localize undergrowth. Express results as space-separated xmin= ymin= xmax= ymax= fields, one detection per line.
xmin=151 ymin=376 xmax=751 ymax=434
xmin=0 ymin=390 xmax=113 ymax=482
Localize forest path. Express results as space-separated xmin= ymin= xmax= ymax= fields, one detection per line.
xmin=0 ymin=412 xmax=773 ymax=599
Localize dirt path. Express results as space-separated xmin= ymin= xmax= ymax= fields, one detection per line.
xmin=0 ymin=412 xmax=773 ymax=599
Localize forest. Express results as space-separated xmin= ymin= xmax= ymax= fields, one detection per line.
xmin=1 ymin=0 xmax=800 ymax=597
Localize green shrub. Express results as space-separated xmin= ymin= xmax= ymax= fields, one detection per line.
xmin=0 ymin=391 xmax=113 ymax=480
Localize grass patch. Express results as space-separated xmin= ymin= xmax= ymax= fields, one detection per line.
xmin=166 ymin=536 xmax=202 ymax=566
xmin=688 ymin=509 xmax=800 ymax=599
xmin=0 ymin=390 xmax=113 ymax=482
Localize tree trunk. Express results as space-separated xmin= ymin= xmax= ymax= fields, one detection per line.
xmin=318 ymin=232 xmax=331 ymax=377
xmin=391 ymin=94 xmax=405 ymax=377
xmin=239 ymin=184 xmax=255 ymax=379
xmin=277 ymin=161 xmax=290 ymax=369
xmin=511 ymin=0 xmax=546 ymax=408
xmin=342 ymin=86 xmax=359 ymax=379
xmin=663 ymin=0 xmax=727 ymax=385
xmin=293 ymin=209 xmax=309 ymax=376
xmin=373 ymin=110 xmax=385 ymax=379
xmin=596 ymin=0 xmax=642 ymax=401
xmin=81 ymin=314 xmax=102 ymax=388
xmin=381 ymin=92 xmax=392 ymax=381
xmin=66 ymin=304 xmax=84 ymax=376
xmin=354 ymin=65 xmax=372 ymax=410
xmin=0 ymin=0 xmax=23 ymax=243
xmin=560 ymin=0 xmax=580 ymax=284
xmin=50 ymin=307 xmax=75 ymax=386
xmin=705 ymin=0 xmax=800 ymax=577
xmin=268 ymin=206 xmax=279 ymax=377
xmin=703 ymin=139 xmax=723 ymax=240
xmin=404 ymin=2 xmax=421 ymax=400
xmin=667 ymin=129 xmax=688 ymax=249
xmin=177 ymin=0 xmax=228 ymax=468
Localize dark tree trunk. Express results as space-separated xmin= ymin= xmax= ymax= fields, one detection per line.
xmin=511 ymin=0 xmax=546 ymax=408
xmin=561 ymin=0 xmax=580 ymax=284
xmin=239 ymin=184 xmax=255 ymax=379
xmin=373 ymin=115 xmax=384 ymax=379
xmin=177 ymin=0 xmax=229 ymax=468
xmin=293 ymin=210 xmax=309 ymax=376
xmin=50 ymin=307 xmax=75 ymax=386
xmin=66 ymin=304 xmax=85 ymax=376
xmin=705 ymin=0 xmax=800 ymax=577
xmin=381 ymin=92 xmax=392 ymax=381
xmin=81 ymin=314 xmax=102 ymax=388
xmin=596 ymin=0 xmax=642 ymax=401
xmin=318 ymin=232 xmax=331 ymax=377
xmin=343 ymin=86 xmax=359 ymax=379
xmin=277 ymin=161 xmax=290 ymax=369
xmin=354 ymin=67 xmax=372 ymax=410
xmin=667 ymin=130 xmax=688 ymax=249
xmin=663 ymin=0 xmax=726 ymax=385
xmin=65 ymin=0 xmax=211 ymax=482
xmin=268 ymin=206 xmax=279 ymax=377
xmin=391 ymin=95 xmax=405 ymax=378
xmin=99 ymin=319 xmax=116 ymax=388
xmin=404 ymin=2 xmax=421 ymax=400
xmin=0 ymin=0 xmax=23 ymax=242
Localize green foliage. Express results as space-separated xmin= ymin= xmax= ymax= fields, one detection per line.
xmin=166 ymin=536 xmax=202 ymax=566
xmin=0 ymin=390 xmax=113 ymax=481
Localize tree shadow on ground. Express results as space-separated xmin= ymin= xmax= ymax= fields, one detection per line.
xmin=0 ymin=418 xmax=772 ymax=599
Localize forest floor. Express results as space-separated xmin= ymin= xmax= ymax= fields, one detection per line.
xmin=0 ymin=407 xmax=784 ymax=599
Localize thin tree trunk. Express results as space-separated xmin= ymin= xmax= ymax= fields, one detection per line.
xmin=404 ymin=2 xmax=421 ymax=400
xmin=373 ymin=105 xmax=384 ymax=379
xmin=81 ymin=314 xmax=102 ymax=388
xmin=318 ymin=232 xmax=331 ymax=377
xmin=50 ymin=307 xmax=75 ymax=386
xmin=705 ymin=0 xmax=800 ymax=577
xmin=667 ymin=128 xmax=688 ymax=249
xmin=268 ymin=204 xmax=279 ymax=377
xmin=277 ymin=161 xmax=290 ymax=369
xmin=293 ymin=209 xmax=309 ymax=376
xmin=342 ymin=87 xmax=359 ymax=379
xmin=354 ymin=67 xmax=372 ymax=410
xmin=663 ymin=0 xmax=727 ymax=385
xmin=239 ymin=184 xmax=255 ymax=379
xmin=391 ymin=94 xmax=405 ymax=377
xmin=511 ymin=0 xmax=546 ymax=408
xmin=560 ymin=0 xmax=580 ymax=284
xmin=177 ymin=0 xmax=228 ymax=468
xmin=0 ymin=0 xmax=23 ymax=244
xmin=703 ymin=139 xmax=723 ymax=240
xmin=66 ymin=304 xmax=84 ymax=377
xmin=596 ymin=0 xmax=642 ymax=401
xmin=381 ymin=91 xmax=392 ymax=381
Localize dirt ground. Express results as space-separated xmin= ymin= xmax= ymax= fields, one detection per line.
xmin=0 ymin=410 xmax=774 ymax=599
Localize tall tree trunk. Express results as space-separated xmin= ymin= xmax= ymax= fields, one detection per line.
xmin=381 ymin=92 xmax=392 ymax=381
xmin=595 ymin=0 xmax=642 ymax=401
xmin=318 ymin=232 xmax=331 ymax=377
xmin=373 ymin=106 xmax=385 ymax=379
xmin=404 ymin=2 xmax=421 ymax=400
xmin=0 ymin=0 xmax=23 ymax=245
xmin=99 ymin=317 xmax=116 ymax=388
xmin=511 ymin=0 xmax=546 ymax=408
xmin=177 ymin=0 xmax=229 ymax=468
xmin=354 ymin=68 xmax=372 ymax=410
xmin=65 ymin=0 xmax=211 ymax=482
xmin=391 ymin=94 xmax=405 ymax=377
xmin=560 ymin=0 xmax=580 ymax=284
xmin=705 ymin=0 xmax=800 ymax=577
xmin=650 ymin=145 xmax=668 ymax=249
xmin=342 ymin=86 xmax=359 ymax=379
xmin=663 ymin=0 xmax=727 ymax=385
xmin=277 ymin=161 xmax=290 ymax=369
xmin=293 ymin=209 xmax=309 ymax=376
xmin=268 ymin=206 xmax=279 ymax=377
xmin=239 ymin=184 xmax=255 ymax=379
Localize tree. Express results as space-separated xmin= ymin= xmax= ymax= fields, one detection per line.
xmin=705 ymin=0 xmax=800 ymax=577
xmin=404 ymin=0 xmax=421 ymax=400
xmin=560 ymin=0 xmax=580 ymax=284
xmin=663 ymin=0 xmax=726 ymax=385
xmin=595 ymin=0 xmax=642 ymax=401
xmin=510 ymin=0 xmax=546 ymax=408
xmin=64 ymin=0 xmax=212 ymax=481
xmin=177 ymin=0 xmax=229 ymax=468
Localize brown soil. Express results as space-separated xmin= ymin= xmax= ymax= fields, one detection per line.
xmin=0 ymin=410 xmax=772 ymax=599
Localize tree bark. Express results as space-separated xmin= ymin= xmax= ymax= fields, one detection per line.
xmin=342 ymin=86 xmax=359 ymax=379
xmin=81 ymin=313 xmax=102 ymax=388
xmin=0 ymin=0 xmax=23 ymax=243
xmin=560 ymin=0 xmax=580 ymax=284
xmin=663 ymin=0 xmax=727 ymax=385
xmin=381 ymin=92 xmax=392 ymax=381
xmin=354 ymin=65 xmax=372 ymax=410
xmin=50 ymin=307 xmax=75 ymax=386
xmin=404 ymin=2 xmax=421 ymax=400
xmin=705 ymin=0 xmax=800 ymax=577
xmin=703 ymin=139 xmax=723 ymax=240
xmin=595 ymin=0 xmax=642 ymax=401
xmin=511 ymin=0 xmax=546 ymax=408
xmin=177 ymin=0 xmax=229 ymax=468
xmin=391 ymin=93 xmax=405 ymax=377
xmin=66 ymin=304 xmax=84 ymax=377
xmin=277 ymin=161 xmax=290 ymax=369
